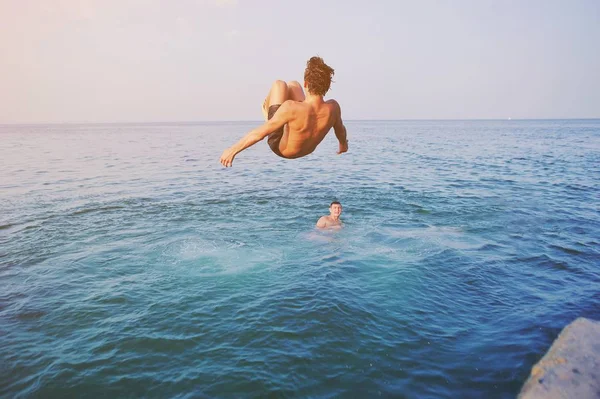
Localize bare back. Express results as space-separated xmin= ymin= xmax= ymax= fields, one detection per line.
xmin=278 ymin=99 xmax=340 ymax=159
xmin=219 ymin=79 xmax=347 ymax=168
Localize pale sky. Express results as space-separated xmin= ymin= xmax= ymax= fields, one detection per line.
xmin=1 ymin=0 xmax=599 ymax=123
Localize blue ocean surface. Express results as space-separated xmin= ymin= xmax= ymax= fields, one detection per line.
xmin=1 ymin=120 xmax=599 ymax=398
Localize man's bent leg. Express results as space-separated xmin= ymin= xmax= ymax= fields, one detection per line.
xmin=259 ymin=80 xmax=290 ymax=157
xmin=262 ymin=80 xmax=290 ymax=121
xmin=287 ymin=80 xmax=305 ymax=102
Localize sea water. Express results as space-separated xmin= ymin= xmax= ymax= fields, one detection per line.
xmin=1 ymin=120 xmax=599 ymax=398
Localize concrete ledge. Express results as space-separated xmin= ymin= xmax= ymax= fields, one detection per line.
xmin=518 ymin=317 xmax=600 ymax=399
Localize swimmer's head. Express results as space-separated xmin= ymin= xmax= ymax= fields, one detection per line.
xmin=329 ymin=201 xmax=342 ymax=217
xmin=304 ymin=56 xmax=335 ymax=96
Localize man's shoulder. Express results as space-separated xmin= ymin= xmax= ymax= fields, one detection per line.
xmin=316 ymin=215 xmax=330 ymax=228
xmin=325 ymin=99 xmax=342 ymax=116
xmin=279 ymin=100 xmax=297 ymax=110
xmin=280 ymin=99 xmax=305 ymax=114
xmin=325 ymin=99 xmax=340 ymax=108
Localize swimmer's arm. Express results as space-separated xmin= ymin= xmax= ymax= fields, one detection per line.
xmin=316 ymin=216 xmax=328 ymax=228
xmin=220 ymin=102 xmax=292 ymax=167
xmin=331 ymin=100 xmax=348 ymax=154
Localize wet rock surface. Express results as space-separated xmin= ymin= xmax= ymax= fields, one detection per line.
xmin=519 ymin=318 xmax=600 ymax=399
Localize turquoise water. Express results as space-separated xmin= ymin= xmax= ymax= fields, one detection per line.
xmin=1 ymin=120 xmax=599 ymax=398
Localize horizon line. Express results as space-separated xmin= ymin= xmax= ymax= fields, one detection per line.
xmin=1 ymin=117 xmax=600 ymax=126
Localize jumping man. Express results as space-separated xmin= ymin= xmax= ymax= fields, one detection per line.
xmin=220 ymin=56 xmax=348 ymax=167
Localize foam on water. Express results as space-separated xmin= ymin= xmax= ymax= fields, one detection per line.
xmin=158 ymin=237 xmax=282 ymax=276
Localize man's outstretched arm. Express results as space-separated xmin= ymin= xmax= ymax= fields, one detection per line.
xmin=332 ymin=100 xmax=348 ymax=154
xmin=220 ymin=102 xmax=291 ymax=167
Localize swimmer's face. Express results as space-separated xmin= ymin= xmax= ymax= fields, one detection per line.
xmin=330 ymin=204 xmax=342 ymax=217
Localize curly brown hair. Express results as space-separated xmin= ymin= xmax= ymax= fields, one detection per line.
xmin=304 ymin=56 xmax=335 ymax=96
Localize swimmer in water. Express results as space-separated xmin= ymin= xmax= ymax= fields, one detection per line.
xmin=220 ymin=56 xmax=348 ymax=167
xmin=316 ymin=201 xmax=343 ymax=229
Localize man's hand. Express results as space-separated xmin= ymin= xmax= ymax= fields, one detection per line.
xmin=220 ymin=147 xmax=237 ymax=167
xmin=218 ymin=105 xmax=291 ymax=168
xmin=337 ymin=140 xmax=348 ymax=155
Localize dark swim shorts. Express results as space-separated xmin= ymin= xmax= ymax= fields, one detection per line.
xmin=267 ymin=104 xmax=285 ymax=158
